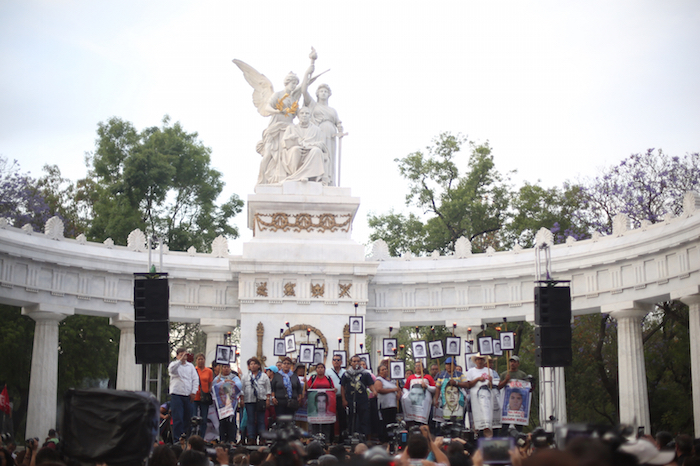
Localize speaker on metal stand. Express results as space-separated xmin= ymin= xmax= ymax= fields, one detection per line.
xmin=134 ymin=273 xmax=170 ymax=365
xmin=533 ymin=237 xmax=572 ymax=432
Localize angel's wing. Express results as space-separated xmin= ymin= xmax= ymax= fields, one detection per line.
xmin=232 ymin=59 xmax=275 ymax=117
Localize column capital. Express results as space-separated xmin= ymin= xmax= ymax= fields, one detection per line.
xmin=603 ymin=301 xmax=653 ymax=320
xmin=110 ymin=314 xmax=135 ymax=330
xmin=672 ymin=286 xmax=700 ymax=307
xmin=22 ymin=310 xmax=69 ymax=323
xmin=365 ymin=325 xmax=398 ymax=337
xmin=200 ymin=318 xmax=238 ymax=334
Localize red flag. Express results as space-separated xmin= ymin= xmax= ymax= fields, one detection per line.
xmin=0 ymin=385 xmax=10 ymax=415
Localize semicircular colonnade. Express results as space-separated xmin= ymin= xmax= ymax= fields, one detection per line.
xmin=0 ymin=191 xmax=699 ymax=439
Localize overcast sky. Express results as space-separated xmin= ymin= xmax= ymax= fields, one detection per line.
xmin=1 ymin=1 xmax=699 ymax=254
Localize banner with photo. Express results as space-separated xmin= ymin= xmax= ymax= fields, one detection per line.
xmin=401 ymin=379 xmax=432 ymax=424
xmin=436 ymin=382 xmax=465 ymax=422
xmin=501 ymin=380 xmax=531 ymax=425
xmin=470 ymin=380 xmax=502 ymax=431
xmin=213 ymin=379 xmax=241 ymax=420
xmin=307 ymin=389 xmax=336 ymax=424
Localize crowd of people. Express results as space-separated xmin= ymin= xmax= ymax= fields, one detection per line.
xmin=1 ymin=422 xmax=699 ymax=466
xmin=1 ymin=348 xmax=698 ymax=466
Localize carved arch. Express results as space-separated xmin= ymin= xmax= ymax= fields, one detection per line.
xmin=282 ymin=324 xmax=329 ymax=365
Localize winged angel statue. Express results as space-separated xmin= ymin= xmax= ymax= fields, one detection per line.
xmin=234 ymin=48 xmax=330 ymax=185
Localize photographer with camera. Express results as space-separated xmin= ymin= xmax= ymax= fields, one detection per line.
xmin=169 ymin=348 xmax=199 ymax=440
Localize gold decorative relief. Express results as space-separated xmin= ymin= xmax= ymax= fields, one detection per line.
xmin=311 ymin=283 xmax=324 ymax=298
xmin=339 ymin=283 xmax=352 ymax=298
xmin=256 ymin=322 xmax=266 ymax=364
xmin=343 ymin=324 xmax=350 ymax=354
xmin=256 ymin=282 xmax=268 ymax=297
xmin=284 ymin=282 xmax=296 ymax=297
xmin=254 ymin=212 xmax=352 ymax=233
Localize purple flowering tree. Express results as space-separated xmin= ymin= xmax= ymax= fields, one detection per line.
xmin=578 ymin=149 xmax=700 ymax=234
xmin=0 ymin=157 xmax=52 ymax=231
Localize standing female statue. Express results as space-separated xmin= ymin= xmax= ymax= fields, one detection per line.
xmin=233 ymin=49 xmax=317 ymax=185
xmin=303 ymin=82 xmax=343 ymax=186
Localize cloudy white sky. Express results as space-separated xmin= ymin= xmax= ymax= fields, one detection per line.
xmin=1 ymin=1 xmax=699 ymax=253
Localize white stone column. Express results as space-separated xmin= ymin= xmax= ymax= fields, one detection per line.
xmin=23 ymin=308 xmax=68 ymax=440
xmin=538 ymin=366 xmax=567 ymax=431
xmin=111 ymin=314 xmax=142 ymax=391
xmin=675 ymin=289 xmax=700 ymax=436
xmin=201 ymin=318 xmax=237 ymax=367
xmin=366 ymin=330 xmax=382 ymax=372
xmin=609 ymin=307 xmax=651 ymax=433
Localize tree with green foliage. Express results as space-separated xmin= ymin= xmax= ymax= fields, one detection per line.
xmin=505 ymin=182 xmax=589 ymax=248
xmin=80 ymin=115 xmax=243 ymax=251
xmin=369 ymin=133 xmax=512 ymax=256
xmin=57 ymin=315 xmax=121 ymax=396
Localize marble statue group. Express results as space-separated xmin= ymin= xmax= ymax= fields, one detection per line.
xmin=233 ymin=48 xmax=345 ymax=186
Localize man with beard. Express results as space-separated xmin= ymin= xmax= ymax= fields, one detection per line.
xmin=341 ymin=355 xmax=377 ymax=437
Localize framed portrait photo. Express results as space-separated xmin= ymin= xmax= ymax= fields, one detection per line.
xmin=314 ymin=348 xmax=325 ymax=365
xmin=428 ymin=340 xmax=444 ymax=359
xmin=500 ymin=332 xmax=515 ymax=351
xmin=390 ymin=360 xmax=405 ymax=380
xmin=478 ymin=336 xmax=494 ymax=355
xmin=285 ymin=334 xmax=296 ymax=353
xmin=274 ymin=338 xmax=286 ymax=356
xmin=349 ymin=316 xmax=364 ymax=334
xmin=215 ymin=345 xmax=232 ymax=365
xmin=412 ymin=340 xmax=427 ymax=359
xmin=445 ymin=337 xmax=461 ymax=356
xmin=358 ymin=353 xmax=371 ymax=371
xmin=383 ymin=338 xmax=398 ymax=357
xmin=230 ymin=345 xmax=238 ymax=364
xmin=493 ymin=340 xmax=503 ymax=356
xmin=332 ymin=350 xmax=347 ymax=368
xmin=464 ymin=340 xmax=475 ymax=355
xmin=299 ymin=343 xmax=315 ymax=363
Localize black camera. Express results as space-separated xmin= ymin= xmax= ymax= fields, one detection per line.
xmin=439 ymin=421 xmax=467 ymax=442
xmin=262 ymin=415 xmax=306 ymax=445
xmin=531 ymin=427 xmax=555 ymax=448
xmin=386 ymin=421 xmax=409 ymax=454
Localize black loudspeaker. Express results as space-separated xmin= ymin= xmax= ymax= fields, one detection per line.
xmin=134 ymin=278 xmax=169 ymax=321
xmin=535 ymin=285 xmax=572 ymax=367
xmin=535 ymin=347 xmax=573 ymax=367
xmin=535 ymin=326 xmax=572 ymax=347
xmin=63 ymin=388 xmax=158 ymax=466
xmin=534 ymin=286 xmax=571 ymax=325
xmin=134 ymin=275 xmax=169 ymax=364
xmin=135 ymin=321 xmax=169 ymax=342
xmin=135 ymin=342 xmax=170 ymax=364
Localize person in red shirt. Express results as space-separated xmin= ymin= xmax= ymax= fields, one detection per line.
xmin=403 ymin=360 xmax=436 ymax=427
xmin=194 ymin=352 xmax=214 ymax=438
xmin=305 ymin=362 xmax=335 ymax=442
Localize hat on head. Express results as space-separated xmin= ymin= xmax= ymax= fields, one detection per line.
xmin=470 ymin=353 xmax=491 ymax=363
xmin=445 ymin=357 xmax=455 ymax=364
xmin=510 ymin=355 xmax=520 ymax=362
xmin=265 ymin=366 xmax=279 ymax=373
xmin=618 ymin=439 xmax=675 ymax=465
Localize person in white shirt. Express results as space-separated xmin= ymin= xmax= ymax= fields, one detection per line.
xmin=327 ymin=354 xmax=346 ymax=443
xmin=169 ymin=347 xmax=199 ymax=439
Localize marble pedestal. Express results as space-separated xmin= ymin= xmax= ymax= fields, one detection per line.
xmin=238 ymin=182 xmax=378 ymax=368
